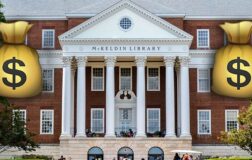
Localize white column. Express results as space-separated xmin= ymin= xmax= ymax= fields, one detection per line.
xmin=179 ymin=56 xmax=191 ymax=137
xmin=105 ymin=56 xmax=116 ymax=137
xmin=135 ymin=56 xmax=147 ymax=137
xmin=164 ymin=56 xmax=176 ymax=137
xmin=70 ymin=67 xmax=75 ymax=137
xmin=61 ymin=56 xmax=72 ymax=138
xmin=76 ymin=56 xmax=87 ymax=137
xmin=176 ymin=67 xmax=181 ymax=136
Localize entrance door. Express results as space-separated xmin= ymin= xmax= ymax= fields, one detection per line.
xmin=118 ymin=147 xmax=134 ymax=160
xmin=119 ymin=108 xmax=132 ymax=132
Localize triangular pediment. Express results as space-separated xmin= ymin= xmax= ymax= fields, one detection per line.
xmin=59 ymin=0 xmax=192 ymax=41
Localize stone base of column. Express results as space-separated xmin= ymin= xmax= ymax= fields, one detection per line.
xmin=60 ymin=134 xmax=72 ymax=140
xmin=180 ymin=133 xmax=192 ymax=139
xmin=75 ymin=134 xmax=86 ymax=138
xmin=105 ymin=134 xmax=116 ymax=138
xmin=135 ymin=133 xmax=146 ymax=138
xmin=165 ymin=133 xmax=177 ymax=138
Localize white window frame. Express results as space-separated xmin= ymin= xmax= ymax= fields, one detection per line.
xmin=91 ymin=108 xmax=104 ymax=133
xmin=91 ymin=67 xmax=104 ymax=91
xmin=225 ymin=109 xmax=239 ymax=132
xmin=42 ymin=68 xmax=54 ymax=93
xmin=197 ymin=110 xmax=211 ymax=135
xmin=147 ymin=108 xmax=161 ymax=133
xmin=42 ymin=29 xmax=55 ymax=49
xmin=119 ymin=67 xmax=132 ymax=90
xmin=197 ymin=29 xmax=210 ymax=48
xmin=147 ymin=67 xmax=160 ymax=91
xmin=197 ymin=68 xmax=211 ymax=92
xmin=13 ymin=109 xmax=27 ymax=122
xmin=40 ymin=109 xmax=54 ymax=135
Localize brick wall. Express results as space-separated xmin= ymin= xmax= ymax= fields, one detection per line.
xmin=189 ymin=68 xmax=249 ymax=144
xmin=7 ymin=69 xmax=63 ymax=143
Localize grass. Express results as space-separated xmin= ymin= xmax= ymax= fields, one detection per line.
xmin=208 ymin=157 xmax=252 ymax=160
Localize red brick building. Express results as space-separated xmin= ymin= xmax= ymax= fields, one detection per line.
xmin=1 ymin=0 xmax=252 ymax=159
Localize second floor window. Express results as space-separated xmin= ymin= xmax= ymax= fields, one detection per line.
xmin=147 ymin=68 xmax=160 ymax=91
xmin=120 ymin=68 xmax=131 ymax=90
xmin=92 ymin=68 xmax=104 ymax=91
xmin=197 ymin=69 xmax=210 ymax=92
xmin=197 ymin=29 xmax=210 ymax=48
xmin=42 ymin=69 xmax=54 ymax=92
xmin=42 ymin=29 xmax=55 ymax=48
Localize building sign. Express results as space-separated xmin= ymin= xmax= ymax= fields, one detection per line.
xmin=91 ymin=45 xmax=161 ymax=52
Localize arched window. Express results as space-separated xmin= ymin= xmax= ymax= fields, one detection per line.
xmin=118 ymin=147 xmax=134 ymax=160
xmin=148 ymin=147 xmax=164 ymax=160
xmin=88 ymin=147 xmax=103 ymax=160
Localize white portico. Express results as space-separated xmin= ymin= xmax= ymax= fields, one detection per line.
xmin=59 ymin=0 xmax=193 ymax=139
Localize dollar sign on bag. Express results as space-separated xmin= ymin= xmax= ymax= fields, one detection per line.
xmin=227 ymin=57 xmax=251 ymax=90
xmin=2 ymin=57 xmax=27 ymax=90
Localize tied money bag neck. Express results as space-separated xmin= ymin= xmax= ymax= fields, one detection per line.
xmin=0 ymin=21 xmax=42 ymax=98
xmin=221 ymin=21 xmax=252 ymax=44
xmin=212 ymin=21 xmax=252 ymax=98
xmin=0 ymin=21 xmax=32 ymax=44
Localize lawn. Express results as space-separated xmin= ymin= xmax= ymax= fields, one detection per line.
xmin=208 ymin=157 xmax=252 ymax=160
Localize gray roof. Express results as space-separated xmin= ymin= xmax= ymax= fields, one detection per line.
xmin=2 ymin=0 xmax=252 ymax=19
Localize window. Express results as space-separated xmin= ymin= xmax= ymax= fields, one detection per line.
xmin=197 ymin=110 xmax=211 ymax=134
xmin=120 ymin=68 xmax=131 ymax=90
xmin=40 ymin=110 xmax=54 ymax=134
xmin=92 ymin=68 xmax=104 ymax=91
xmin=197 ymin=29 xmax=210 ymax=48
xmin=42 ymin=29 xmax=55 ymax=48
xmin=225 ymin=110 xmax=239 ymax=132
xmin=147 ymin=108 xmax=160 ymax=133
xmin=88 ymin=147 xmax=104 ymax=160
xmin=91 ymin=108 xmax=104 ymax=133
xmin=120 ymin=17 xmax=132 ymax=30
xmin=197 ymin=69 xmax=210 ymax=92
xmin=224 ymin=33 xmax=228 ymax=45
xmin=42 ymin=69 xmax=54 ymax=92
xmin=25 ymin=35 xmax=28 ymax=45
xmin=147 ymin=68 xmax=160 ymax=91
xmin=13 ymin=109 xmax=26 ymax=123
xmin=148 ymin=147 xmax=164 ymax=160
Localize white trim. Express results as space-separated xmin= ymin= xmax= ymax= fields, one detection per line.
xmin=197 ymin=29 xmax=210 ymax=49
xmin=13 ymin=109 xmax=27 ymax=122
xmin=40 ymin=109 xmax=54 ymax=135
xmin=91 ymin=67 xmax=104 ymax=91
xmin=225 ymin=109 xmax=239 ymax=132
xmin=185 ymin=16 xmax=252 ymax=20
xmin=119 ymin=67 xmax=132 ymax=90
xmin=42 ymin=29 xmax=55 ymax=49
xmin=91 ymin=108 xmax=105 ymax=133
xmin=5 ymin=15 xmax=67 ymax=21
xmin=42 ymin=68 xmax=55 ymax=93
xmin=197 ymin=109 xmax=211 ymax=135
xmin=197 ymin=68 xmax=211 ymax=93
xmin=147 ymin=108 xmax=161 ymax=133
xmin=147 ymin=67 xmax=160 ymax=91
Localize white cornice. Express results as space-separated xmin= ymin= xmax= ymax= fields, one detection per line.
xmin=38 ymin=50 xmax=63 ymax=57
xmin=189 ymin=49 xmax=215 ymax=57
xmin=184 ymin=16 xmax=252 ymax=20
xmin=5 ymin=15 xmax=67 ymax=21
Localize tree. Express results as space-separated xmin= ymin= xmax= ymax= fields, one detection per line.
xmin=219 ymin=102 xmax=252 ymax=155
xmin=0 ymin=96 xmax=39 ymax=153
